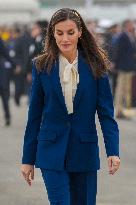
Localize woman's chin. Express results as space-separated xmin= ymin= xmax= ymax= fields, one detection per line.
xmin=60 ymin=48 xmax=73 ymax=54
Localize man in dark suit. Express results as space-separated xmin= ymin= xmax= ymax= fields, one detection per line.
xmin=25 ymin=20 xmax=48 ymax=102
xmin=104 ymin=24 xmax=121 ymax=98
xmin=0 ymin=37 xmax=16 ymax=125
xmin=13 ymin=27 xmax=32 ymax=106
xmin=114 ymin=20 xmax=136 ymax=118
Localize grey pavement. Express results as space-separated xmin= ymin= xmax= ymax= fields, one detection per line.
xmin=0 ymin=96 xmax=136 ymax=205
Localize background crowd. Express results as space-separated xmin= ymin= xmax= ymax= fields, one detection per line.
xmin=0 ymin=18 xmax=136 ymax=126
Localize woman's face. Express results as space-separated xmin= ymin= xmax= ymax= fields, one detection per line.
xmin=54 ymin=19 xmax=82 ymax=54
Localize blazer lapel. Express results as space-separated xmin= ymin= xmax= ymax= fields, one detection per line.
xmin=49 ymin=52 xmax=89 ymax=114
xmin=50 ymin=58 xmax=68 ymax=115
xmin=73 ymin=53 xmax=86 ymax=111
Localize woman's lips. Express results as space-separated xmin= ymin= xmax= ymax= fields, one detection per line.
xmin=61 ymin=44 xmax=71 ymax=49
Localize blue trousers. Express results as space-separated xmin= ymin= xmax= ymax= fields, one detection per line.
xmin=41 ymin=169 xmax=97 ymax=205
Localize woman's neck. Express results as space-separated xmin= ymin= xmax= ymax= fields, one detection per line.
xmin=60 ymin=49 xmax=78 ymax=64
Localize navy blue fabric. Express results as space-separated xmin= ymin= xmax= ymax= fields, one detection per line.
xmin=41 ymin=169 xmax=97 ymax=205
xmin=0 ymin=38 xmax=15 ymax=69
xmin=22 ymin=52 xmax=119 ymax=171
xmin=115 ymin=32 xmax=136 ymax=72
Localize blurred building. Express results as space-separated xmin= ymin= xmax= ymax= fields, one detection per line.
xmin=0 ymin=0 xmax=136 ymax=24
xmin=39 ymin=0 xmax=84 ymax=7
xmin=95 ymin=0 xmax=136 ymax=4
xmin=0 ymin=0 xmax=39 ymax=24
xmin=39 ymin=0 xmax=136 ymax=23
xmin=39 ymin=0 xmax=136 ymax=6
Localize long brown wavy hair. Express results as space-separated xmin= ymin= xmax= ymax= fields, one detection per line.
xmin=35 ymin=8 xmax=110 ymax=78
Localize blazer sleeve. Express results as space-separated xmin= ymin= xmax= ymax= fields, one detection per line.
xmin=22 ymin=62 xmax=44 ymax=165
xmin=96 ymin=73 xmax=119 ymax=157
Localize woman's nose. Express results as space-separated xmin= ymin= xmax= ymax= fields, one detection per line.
xmin=62 ymin=34 xmax=69 ymax=41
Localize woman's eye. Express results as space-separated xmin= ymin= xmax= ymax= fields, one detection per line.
xmin=56 ymin=32 xmax=74 ymax=36
xmin=57 ymin=33 xmax=63 ymax=35
xmin=69 ymin=32 xmax=74 ymax=35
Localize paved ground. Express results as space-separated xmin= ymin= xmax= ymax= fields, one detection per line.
xmin=0 ymin=96 xmax=136 ymax=205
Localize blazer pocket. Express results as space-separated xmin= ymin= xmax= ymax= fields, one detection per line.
xmin=79 ymin=133 xmax=98 ymax=143
xmin=37 ymin=130 xmax=57 ymax=142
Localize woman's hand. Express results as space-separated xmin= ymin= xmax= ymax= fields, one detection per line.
xmin=21 ymin=164 xmax=34 ymax=186
xmin=108 ymin=156 xmax=120 ymax=175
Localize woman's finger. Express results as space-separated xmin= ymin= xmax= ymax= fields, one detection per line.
xmin=31 ymin=169 xmax=34 ymax=180
xmin=22 ymin=170 xmax=32 ymax=185
xmin=108 ymin=158 xmax=113 ymax=173
xmin=22 ymin=171 xmax=27 ymax=179
xmin=26 ymin=172 xmax=32 ymax=186
xmin=108 ymin=158 xmax=112 ymax=170
xmin=110 ymin=165 xmax=119 ymax=175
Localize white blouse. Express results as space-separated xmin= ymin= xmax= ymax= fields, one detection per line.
xmin=59 ymin=51 xmax=79 ymax=114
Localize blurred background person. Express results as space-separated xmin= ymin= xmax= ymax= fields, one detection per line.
xmin=86 ymin=19 xmax=97 ymax=37
xmin=103 ymin=23 xmax=121 ymax=97
xmin=26 ymin=20 xmax=48 ymax=102
xmin=114 ymin=19 xmax=136 ymax=119
xmin=0 ymin=35 xmax=16 ymax=125
xmin=13 ymin=25 xmax=32 ymax=106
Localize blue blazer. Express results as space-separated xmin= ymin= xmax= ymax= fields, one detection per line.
xmin=22 ymin=52 xmax=119 ymax=172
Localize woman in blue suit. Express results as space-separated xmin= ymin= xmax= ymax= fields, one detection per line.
xmin=21 ymin=8 xmax=120 ymax=205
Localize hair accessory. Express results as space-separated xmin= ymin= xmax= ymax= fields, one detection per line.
xmin=51 ymin=9 xmax=81 ymax=28
xmin=52 ymin=9 xmax=81 ymax=21
xmin=71 ymin=10 xmax=80 ymax=19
